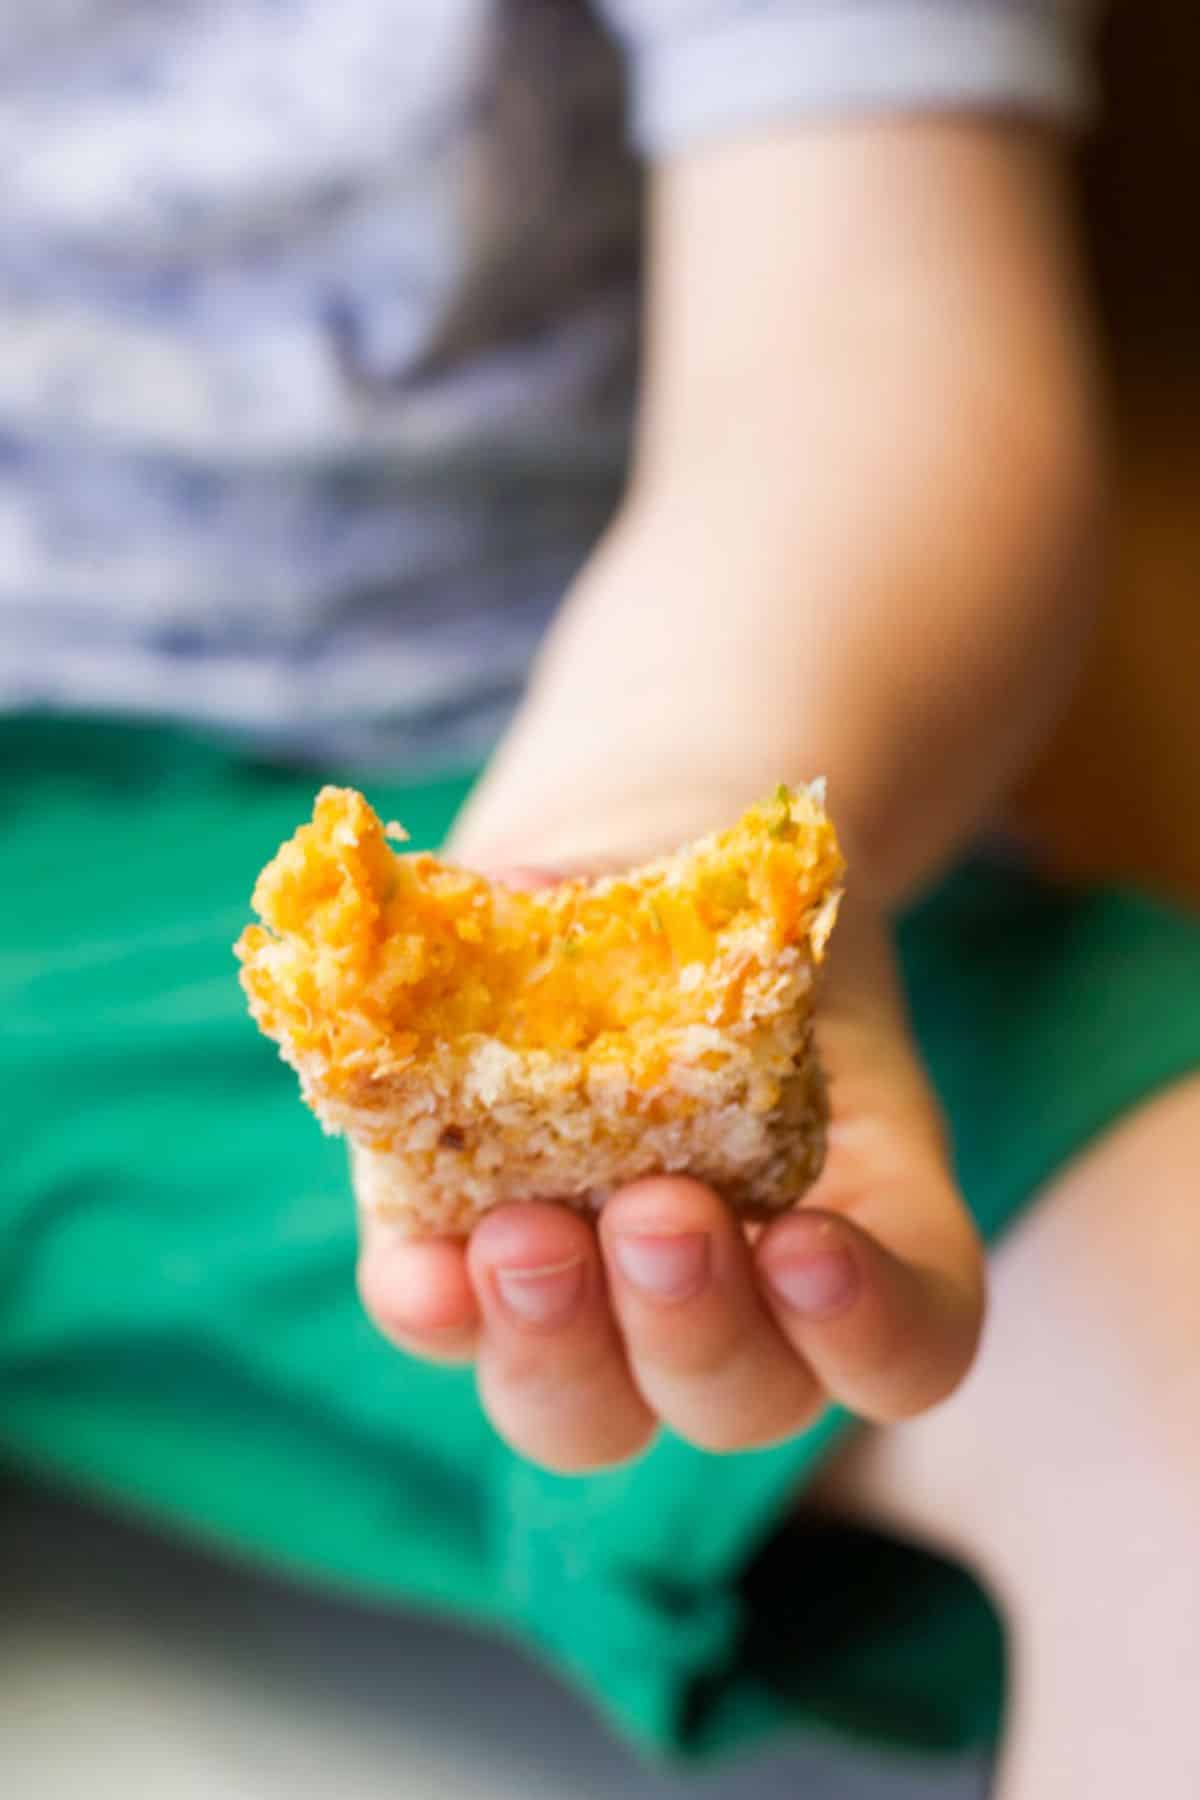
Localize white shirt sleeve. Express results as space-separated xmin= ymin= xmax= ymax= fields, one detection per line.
xmin=594 ymin=2 xmax=1096 ymax=155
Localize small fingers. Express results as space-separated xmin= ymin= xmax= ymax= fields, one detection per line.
xmin=599 ymin=1178 xmax=824 ymax=1452
xmin=468 ymin=1203 xmax=656 ymax=1472
xmin=757 ymin=1202 xmax=984 ymax=1422
xmin=781 ymin=897 xmax=985 ymax=1421
xmin=357 ymin=1225 xmax=480 ymax=1365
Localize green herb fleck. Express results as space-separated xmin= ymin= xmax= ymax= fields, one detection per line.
xmin=768 ymin=782 xmax=796 ymax=841
xmin=647 ymin=898 xmax=666 ymax=934
xmin=562 ymin=932 xmax=582 ymax=959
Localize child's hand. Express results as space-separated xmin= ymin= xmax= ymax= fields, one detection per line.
xmin=351 ymin=119 xmax=1093 ymax=1468
xmin=356 ymin=888 xmax=984 ymax=1471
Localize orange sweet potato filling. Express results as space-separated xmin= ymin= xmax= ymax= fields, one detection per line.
xmin=236 ymin=786 xmax=842 ymax=1080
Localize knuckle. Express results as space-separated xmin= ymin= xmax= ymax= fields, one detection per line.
xmin=623 ymin=1291 xmax=748 ymax=1377
xmin=645 ymin=1334 xmax=823 ymax=1451
xmin=636 ymin=1323 xmax=743 ymax=1385
xmin=492 ymin=1335 xmax=606 ymax=1392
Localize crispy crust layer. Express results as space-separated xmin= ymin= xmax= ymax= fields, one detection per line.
xmin=237 ymin=785 xmax=843 ymax=1234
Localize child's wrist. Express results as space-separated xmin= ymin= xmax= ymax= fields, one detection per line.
xmin=449 ymin=704 xmax=871 ymax=885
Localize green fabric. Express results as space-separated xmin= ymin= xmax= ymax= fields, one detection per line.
xmin=4 ymin=715 xmax=1200 ymax=1761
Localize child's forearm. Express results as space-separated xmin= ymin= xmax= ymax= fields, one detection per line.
xmin=454 ymin=122 xmax=1102 ymax=896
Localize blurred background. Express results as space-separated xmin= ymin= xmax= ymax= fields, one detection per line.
xmin=3 ymin=3 xmax=1197 ymax=1797
xmin=2 ymin=1480 xmax=986 ymax=1800
xmin=1015 ymin=0 xmax=1200 ymax=911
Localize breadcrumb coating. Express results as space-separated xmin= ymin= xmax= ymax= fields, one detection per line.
xmin=236 ymin=784 xmax=843 ymax=1234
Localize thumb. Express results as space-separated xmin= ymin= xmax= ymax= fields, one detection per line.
xmin=756 ymin=899 xmax=986 ymax=1421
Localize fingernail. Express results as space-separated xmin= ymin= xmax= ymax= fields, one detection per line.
xmin=493 ymin=1257 xmax=584 ymax=1326
xmin=767 ymin=1248 xmax=858 ymax=1318
xmin=613 ymin=1233 xmax=710 ymax=1301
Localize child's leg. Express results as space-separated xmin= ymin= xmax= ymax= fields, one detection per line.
xmin=815 ymin=1074 xmax=1200 ymax=1797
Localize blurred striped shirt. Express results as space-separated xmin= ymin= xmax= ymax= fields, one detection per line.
xmin=0 ymin=1 xmax=1090 ymax=771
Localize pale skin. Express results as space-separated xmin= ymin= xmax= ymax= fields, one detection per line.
xmin=357 ymin=120 xmax=1200 ymax=1793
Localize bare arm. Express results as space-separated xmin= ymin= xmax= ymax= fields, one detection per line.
xmin=360 ymin=118 xmax=1100 ymax=1472
xmin=454 ymin=120 xmax=1101 ymax=895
